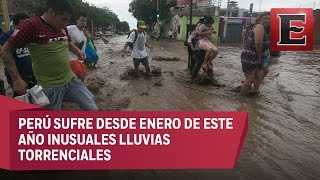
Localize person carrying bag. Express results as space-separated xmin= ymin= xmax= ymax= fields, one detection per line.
xmin=85 ymin=37 xmax=99 ymax=67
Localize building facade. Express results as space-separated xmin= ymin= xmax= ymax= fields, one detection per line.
xmin=166 ymin=0 xmax=220 ymax=43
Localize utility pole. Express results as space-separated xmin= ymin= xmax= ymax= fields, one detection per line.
xmin=249 ymin=3 xmax=253 ymax=24
xmin=187 ymin=0 xmax=193 ymax=71
xmin=259 ymin=0 xmax=262 ymax=12
xmin=157 ymin=0 xmax=160 ymax=23
xmin=1 ymin=0 xmax=11 ymax=31
xmin=91 ymin=20 xmax=94 ymax=35
xmin=223 ymin=0 xmax=230 ymax=42
xmin=190 ymin=0 xmax=193 ymax=27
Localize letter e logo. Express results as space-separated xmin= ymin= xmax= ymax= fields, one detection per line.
xmin=270 ymin=8 xmax=313 ymax=51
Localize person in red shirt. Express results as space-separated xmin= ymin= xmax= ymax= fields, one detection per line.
xmin=0 ymin=0 xmax=98 ymax=110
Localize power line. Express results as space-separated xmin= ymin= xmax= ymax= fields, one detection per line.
xmin=259 ymin=0 xmax=262 ymax=12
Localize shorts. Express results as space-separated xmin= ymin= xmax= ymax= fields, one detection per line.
xmin=70 ymin=60 xmax=87 ymax=80
xmin=133 ymin=57 xmax=149 ymax=66
xmin=262 ymin=49 xmax=271 ymax=69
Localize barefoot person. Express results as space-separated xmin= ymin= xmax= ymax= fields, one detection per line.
xmin=196 ymin=16 xmax=218 ymax=75
xmin=0 ymin=13 xmax=37 ymax=97
xmin=240 ymin=13 xmax=270 ymax=96
xmin=121 ymin=20 xmax=152 ymax=74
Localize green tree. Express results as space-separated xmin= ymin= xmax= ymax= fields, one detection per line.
xmin=12 ymin=0 xmax=129 ymax=32
xmin=13 ymin=0 xmax=45 ymax=16
xmin=117 ymin=21 xmax=130 ymax=32
xmin=129 ymin=0 xmax=172 ymax=25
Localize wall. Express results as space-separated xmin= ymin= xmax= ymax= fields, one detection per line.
xmin=8 ymin=0 xmax=14 ymax=14
xmin=162 ymin=19 xmax=172 ymax=38
xmin=177 ymin=0 xmax=208 ymax=6
xmin=196 ymin=0 xmax=211 ymax=7
xmin=176 ymin=15 xmax=219 ymax=43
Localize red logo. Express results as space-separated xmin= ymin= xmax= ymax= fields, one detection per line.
xmin=270 ymin=8 xmax=314 ymax=51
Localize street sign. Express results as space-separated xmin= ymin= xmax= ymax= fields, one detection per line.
xmin=249 ymin=3 xmax=254 ymax=24
xmin=250 ymin=3 xmax=253 ymax=14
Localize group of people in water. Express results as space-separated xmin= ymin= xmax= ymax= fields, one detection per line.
xmin=0 ymin=0 xmax=273 ymax=112
xmin=0 ymin=0 xmax=152 ymax=111
xmin=185 ymin=13 xmax=271 ymax=97
xmin=0 ymin=0 xmax=99 ymax=110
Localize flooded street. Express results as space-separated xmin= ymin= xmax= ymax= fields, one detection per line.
xmin=1 ymin=35 xmax=319 ymax=179
xmin=85 ymin=35 xmax=320 ymax=179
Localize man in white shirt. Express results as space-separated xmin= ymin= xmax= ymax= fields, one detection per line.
xmin=67 ymin=12 xmax=87 ymax=82
xmin=121 ymin=20 xmax=152 ymax=74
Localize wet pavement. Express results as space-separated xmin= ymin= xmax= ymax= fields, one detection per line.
xmin=0 ymin=35 xmax=319 ymax=180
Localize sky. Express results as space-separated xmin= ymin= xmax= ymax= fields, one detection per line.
xmin=85 ymin=0 xmax=137 ymax=29
xmin=85 ymin=0 xmax=320 ymax=29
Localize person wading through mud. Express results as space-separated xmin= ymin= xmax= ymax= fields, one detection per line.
xmin=0 ymin=0 xmax=98 ymax=111
xmin=0 ymin=13 xmax=37 ymax=97
xmin=67 ymin=12 xmax=88 ymax=82
xmin=121 ymin=20 xmax=153 ymax=75
xmin=240 ymin=13 xmax=270 ymax=97
xmin=186 ymin=18 xmax=204 ymax=76
xmin=196 ymin=16 xmax=218 ymax=76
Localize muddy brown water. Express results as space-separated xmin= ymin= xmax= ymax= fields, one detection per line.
xmin=0 ymin=36 xmax=319 ymax=180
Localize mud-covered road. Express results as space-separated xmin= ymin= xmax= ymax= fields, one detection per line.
xmin=1 ymin=35 xmax=319 ymax=180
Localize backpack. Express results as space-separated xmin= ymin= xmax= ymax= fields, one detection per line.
xmin=127 ymin=30 xmax=145 ymax=49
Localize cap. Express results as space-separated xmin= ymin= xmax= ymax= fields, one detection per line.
xmin=137 ymin=20 xmax=147 ymax=29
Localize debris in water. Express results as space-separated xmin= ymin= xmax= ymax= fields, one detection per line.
xmin=154 ymin=81 xmax=163 ymax=86
xmin=140 ymin=92 xmax=149 ymax=96
xmin=120 ymin=66 xmax=162 ymax=80
xmin=153 ymin=55 xmax=180 ymax=61
xmin=195 ymin=74 xmax=225 ymax=87
xmin=151 ymin=66 xmax=162 ymax=76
